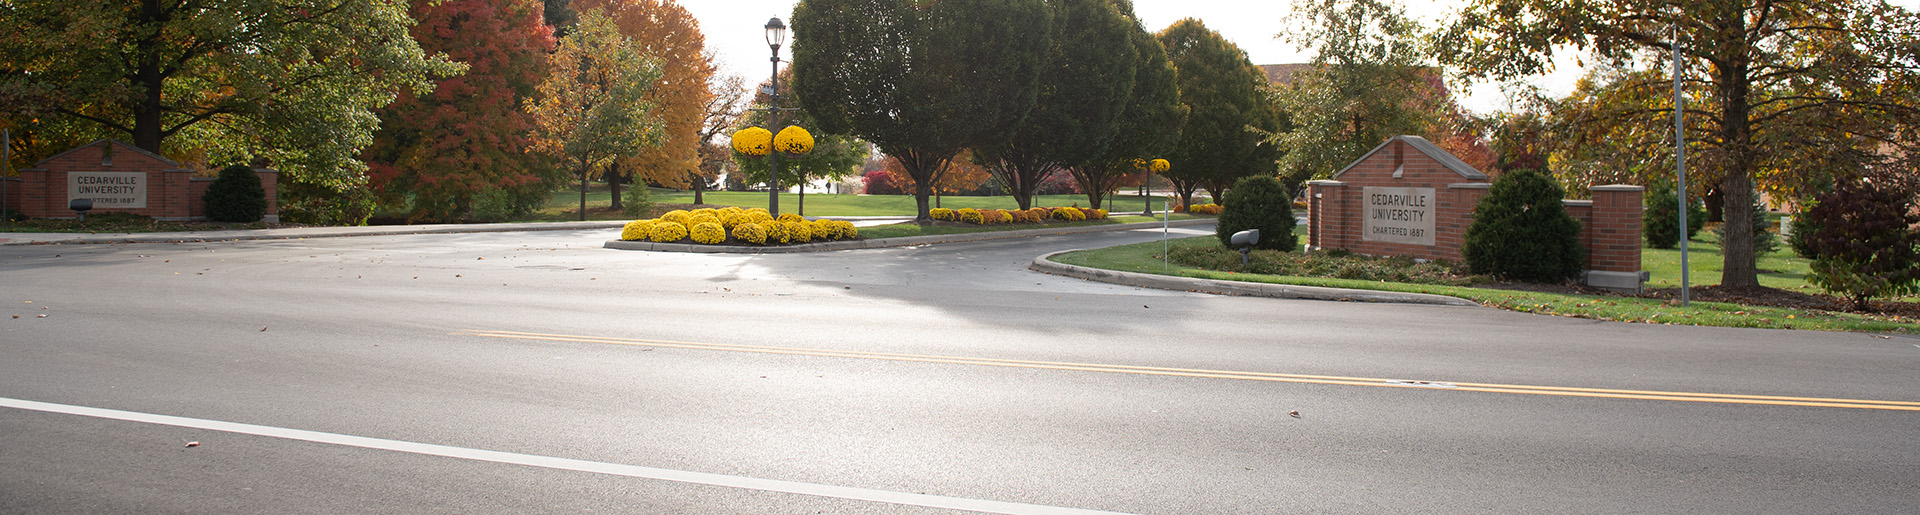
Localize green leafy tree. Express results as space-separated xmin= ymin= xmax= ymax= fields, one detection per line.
xmin=1266 ymin=0 xmax=1448 ymax=188
xmin=363 ymin=0 xmax=557 ymax=223
xmin=1802 ymin=179 xmax=1920 ymax=311
xmin=1069 ymin=0 xmax=1188 ymax=211
xmin=791 ymin=0 xmax=1051 ymax=221
xmin=526 ymin=8 xmax=665 ymax=220
xmin=1157 ymin=18 xmax=1279 ymax=208
xmin=1437 ymin=0 xmax=1920 ymax=288
xmin=1214 ymin=175 xmax=1297 ymax=251
xmin=975 ymin=0 xmax=1136 ymax=210
xmin=0 ymin=0 xmax=464 ymax=197
xmin=1462 ymin=168 xmax=1584 ymax=282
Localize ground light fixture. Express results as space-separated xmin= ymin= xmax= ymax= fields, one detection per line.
xmin=1231 ymin=229 xmax=1260 ymax=264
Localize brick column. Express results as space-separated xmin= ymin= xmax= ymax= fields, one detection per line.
xmin=254 ymin=168 xmax=280 ymax=222
xmin=1584 ymin=185 xmax=1646 ymax=292
xmin=1306 ymin=180 xmax=1345 ymax=251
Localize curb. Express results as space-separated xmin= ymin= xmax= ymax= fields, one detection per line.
xmin=602 ymin=218 xmax=1214 ymax=253
xmin=1028 ymin=250 xmax=1480 ymax=307
xmin=1 ymin=221 xmax=629 ymax=246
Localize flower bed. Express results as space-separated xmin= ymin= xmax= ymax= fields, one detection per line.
xmin=619 ymin=207 xmax=857 ymax=245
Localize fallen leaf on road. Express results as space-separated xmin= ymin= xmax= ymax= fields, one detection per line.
xmin=1288 ymin=410 xmax=1301 ymax=419
xmin=184 ymin=441 xmax=199 ymax=448
xmin=37 ymin=314 xmax=47 ymax=318
xmin=260 ymin=326 xmax=268 ymax=332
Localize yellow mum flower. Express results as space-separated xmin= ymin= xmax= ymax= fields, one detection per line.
xmin=690 ymin=222 xmax=727 ymax=244
xmin=732 ymin=127 xmax=773 ymax=156
xmin=774 ymin=126 xmax=815 ymax=155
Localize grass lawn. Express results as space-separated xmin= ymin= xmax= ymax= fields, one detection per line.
xmin=534 ymin=186 xmax=1174 ymax=219
xmin=1054 ymin=234 xmax=1917 ymax=333
xmin=1642 ymin=230 xmax=1812 ymax=290
xmin=856 ymin=214 xmax=1200 ymax=240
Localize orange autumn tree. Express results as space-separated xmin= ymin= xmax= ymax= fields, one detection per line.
xmin=573 ymin=0 xmax=714 ymax=210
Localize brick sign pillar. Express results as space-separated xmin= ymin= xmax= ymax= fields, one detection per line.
xmin=1307 ymin=135 xmax=1647 ymax=293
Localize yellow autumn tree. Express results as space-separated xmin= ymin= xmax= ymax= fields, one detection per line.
xmin=574 ymin=0 xmax=715 ymax=206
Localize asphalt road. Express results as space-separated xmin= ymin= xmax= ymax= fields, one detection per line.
xmin=2 ymin=226 xmax=1917 ymax=514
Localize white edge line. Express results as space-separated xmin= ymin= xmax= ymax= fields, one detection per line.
xmin=1 ymin=397 xmax=1130 ymax=515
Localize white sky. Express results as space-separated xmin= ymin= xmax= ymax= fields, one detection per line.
xmin=682 ymin=0 xmax=1920 ymax=115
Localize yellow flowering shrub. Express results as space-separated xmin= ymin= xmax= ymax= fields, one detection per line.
xmin=774 ymin=126 xmax=815 ymax=155
xmin=649 ymin=221 xmax=688 ymax=242
xmin=1086 ymin=208 xmax=1107 ymax=220
xmin=747 ymin=211 xmax=774 ymax=224
xmin=691 ymin=208 xmax=718 ymax=217
xmin=1051 ymin=207 xmax=1086 ymax=221
xmin=1150 ymin=159 xmax=1170 ymax=172
xmin=688 ymin=213 xmax=721 ymax=228
xmin=732 ymin=126 xmax=772 ymax=156
xmin=660 ymin=210 xmax=690 ymax=224
xmin=1187 ymin=204 xmax=1223 ymax=215
xmin=785 ymin=220 xmax=814 ymax=242
xmin=690 ymin=222 xmax=727 ymax=244
xmin=748 ymin=207 xmax=770 ymax=216
xmin=1025 ymin=207 xmax=1050 ymax=221
xmin=765 ymin=220 xmax=791 ymax=244
xmin=732 ymin=222 xmax=767 ymax=244
xmin=930 ymin=208 xmax=955 ymax=221
xmin=777 ymin=212 xmax=806 ymax=223
xmin=622 ymin=220 xmax=654 ymax=241
xmin=957 ymin=208 xmax=984 ymax=224
xmin=837 ymin=221 xmax=859 ymax=240
xmin=721 ymin=212 xmax=750 ymax=229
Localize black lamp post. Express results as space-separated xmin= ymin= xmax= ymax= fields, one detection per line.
xmin=765 ymin=17 xmax=787 ymax=217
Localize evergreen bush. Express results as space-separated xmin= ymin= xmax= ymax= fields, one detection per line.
xmin=622 ymin=185 xmax=654 ymax=218
xmin=1787 ymin=213 xmax=1822 ymax=259
xmin=1642 ymin=183 xmax=1706 ymax=249
xmin=1801 ymin=179 xmax=1920 ymax=311
xmin=202 ymin=164 xmax=267 ymax=222
xmin=1213 ymin=175 xmax=1296 ymax=251
xmin=1461 ymin=168 xmax=1584 ymax=282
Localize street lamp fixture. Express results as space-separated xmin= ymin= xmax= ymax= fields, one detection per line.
xmin=765 ymin=17 xmax=787 ymax=51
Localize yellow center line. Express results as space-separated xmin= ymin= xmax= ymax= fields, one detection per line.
xmin=455 ymin=329 xmax=1920 ymax=412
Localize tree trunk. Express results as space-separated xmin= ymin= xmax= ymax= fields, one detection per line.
xmin=608 ymin=161 xmax=623 ymax=211
xmin=798 ymin=181 xmax=805 ymax=216
xmin=577 ymin=157 xmax=589 ymax=222
xmin=693 ymin=176 xmax=705 ymax=205
xmin=1704 ymin=186 xmax=1724 ymax=223
xmin=1716 ymin=28 xmax=1760 ymax=288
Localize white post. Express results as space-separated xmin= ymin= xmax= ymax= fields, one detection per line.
xmin=1674 ymin=10 xmax=1690 ymax=307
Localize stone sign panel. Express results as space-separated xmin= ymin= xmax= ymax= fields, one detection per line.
xmin=69 ymin=171 xmax=148 ymax=209
xmin=1362 ymin=186 xmax=1435 ymax=246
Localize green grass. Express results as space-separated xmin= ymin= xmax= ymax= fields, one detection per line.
xmin=533 ymin=185 xmax=1174 ymax=219
xmin=856 ymin=214 xmax=1198 ymax=240
xmin=1055 ymin=236 xmax=1919 ymax=333
xmin=1642 ymin=230 xmax=1813 ymax=290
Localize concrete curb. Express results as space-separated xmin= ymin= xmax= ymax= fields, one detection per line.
xmin=0 ymin=221 xmax=629 ymax=246
xmin=602 ymin=218 xmax=1214 ymax=254
xmin=1028 ymin=250 xmax=1481 ymax=307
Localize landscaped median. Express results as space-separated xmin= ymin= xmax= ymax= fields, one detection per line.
xmin=604 ymin=217 xmax=1214 ymax=253
xmin=1043 ymin=236 xmax=1920 ymax=334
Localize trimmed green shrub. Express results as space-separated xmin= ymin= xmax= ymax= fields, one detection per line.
xmin=2 ymin=208 xmax=26 ymax=222
xmin=1462 ymin=168 xmax=1584 ymax=282
xmin=1710 ymin=192 xmax=1778 ymax=255
xmin=1643 ymin=183 xmax=1706 ymax=249
xmin=1214 ymin=175 xmax=1296 ymax=251
xmin=202 ymin=164 xmax=267 ymax=222
xmin=1801 ymin=179 xmax=1920 ymax=311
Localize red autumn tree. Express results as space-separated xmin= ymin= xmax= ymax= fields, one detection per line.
xmin=364 ymin=0 xmax=557 ymax=222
